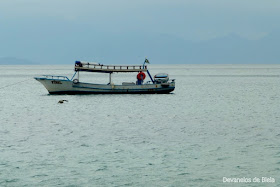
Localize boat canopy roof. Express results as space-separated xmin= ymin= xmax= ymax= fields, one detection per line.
xmin=154 ymin=73 xmax=168 ymax=78
xmin=74 ymin=61 xmax=147 ymax=73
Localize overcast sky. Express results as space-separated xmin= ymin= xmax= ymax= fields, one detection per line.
xmin=1 ymin=0 xmax=280 ymax=64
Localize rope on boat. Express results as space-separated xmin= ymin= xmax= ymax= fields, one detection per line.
xmin=0 ymin=78 xmax=31 ymax=90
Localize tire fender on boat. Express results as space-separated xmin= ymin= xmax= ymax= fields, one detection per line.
xmin=137 ymin=72 xmax=146 ymax=80
xmin=73 ymin=79 xmax=79 ymax=84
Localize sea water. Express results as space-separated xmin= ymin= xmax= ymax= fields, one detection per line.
xmin=0 ymin=64 xmax=279 ymax=186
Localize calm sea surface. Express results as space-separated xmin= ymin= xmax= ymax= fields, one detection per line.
xmin=0 ymin=64 xmax=280 ymax=186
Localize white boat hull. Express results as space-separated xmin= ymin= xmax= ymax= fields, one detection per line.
xmin=35 ymin=78 xmax=175 ymax=94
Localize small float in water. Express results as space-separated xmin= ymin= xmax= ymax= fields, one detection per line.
xmin=34 ymin=59 xmax=175 ymax=94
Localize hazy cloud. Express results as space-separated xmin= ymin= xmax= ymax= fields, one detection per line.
xmin=1 ymin=0 xmax=280 ymax=40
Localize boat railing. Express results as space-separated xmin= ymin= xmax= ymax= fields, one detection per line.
xmin=42 ymin=75 xmax=70 ymax=80
xmin=75 ymin=62 xmax=147 ymax=72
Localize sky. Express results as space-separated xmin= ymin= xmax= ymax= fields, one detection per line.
xmin=0 ymin=0 xmax=280 ymax=64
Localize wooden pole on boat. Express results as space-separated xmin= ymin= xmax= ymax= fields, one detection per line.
xmin=109 ymin=73 xmax=112 ymax=84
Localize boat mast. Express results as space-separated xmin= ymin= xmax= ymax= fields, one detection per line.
xmin=143 ymin=58 xmax=149 ymax=69
xmin=143 ymin=58 xmax=154 ymax=83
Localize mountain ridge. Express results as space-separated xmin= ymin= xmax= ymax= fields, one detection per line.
xmin=1 ymin=32 xmax=279 ymax=64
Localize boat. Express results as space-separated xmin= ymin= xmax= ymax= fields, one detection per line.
xmin=34 ymin=59 xmax=175 ymax=94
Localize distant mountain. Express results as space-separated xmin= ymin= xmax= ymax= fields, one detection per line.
xmin=1 ymin=31 xmax=280 ymax=64
xmin=85 ymin=32 xmax=280 ymax=64
xmin=187 ymin=32 xmax=280 ymax=64
xmin=0 ymin=57 xmax=37 ymax=65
